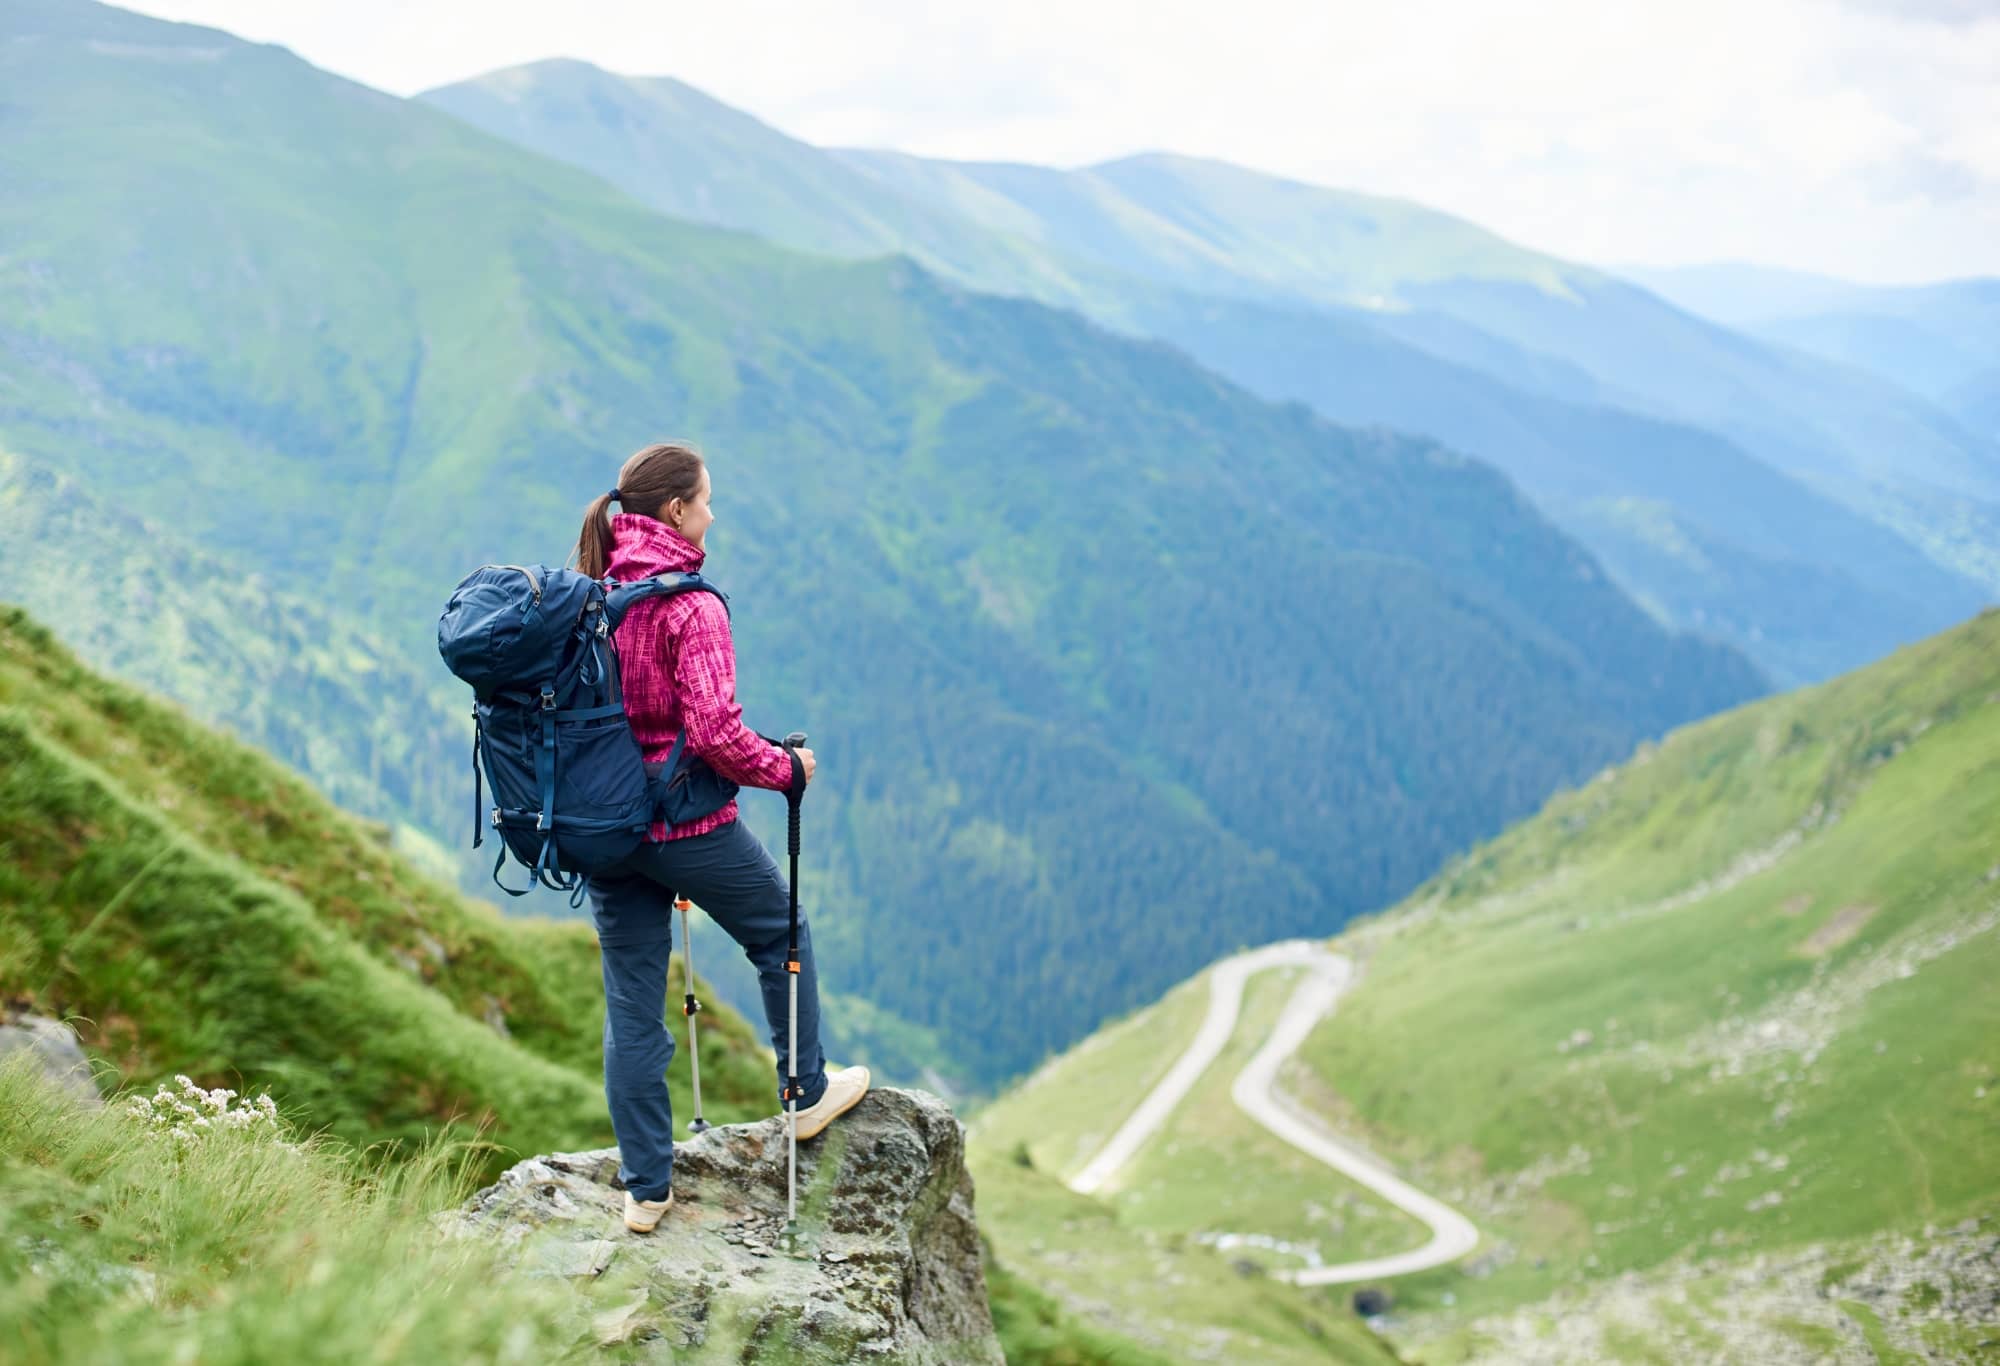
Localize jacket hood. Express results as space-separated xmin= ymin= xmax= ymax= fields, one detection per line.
xmin=605 ymin=513 xmax=705 ymax=581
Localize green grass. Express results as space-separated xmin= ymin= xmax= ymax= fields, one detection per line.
xmin=984 ymin=1255 xmax=1176 ymax=1366
xmin=969 ymin=967 xmax=1213 ymax=1182
xmin=0 ymin=1053 xmax=605 ymax=1365
xmin=0 ymin=605 xmax=775 ymax=1181
xmin=970 ymin=1152 xmax=1400 ymax=1365
xmin=1835 ymin=1299 xmax=1920 ymax=1364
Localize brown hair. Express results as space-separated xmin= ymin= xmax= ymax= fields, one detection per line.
xmin=574 ymin=442 xmax=705 ymax=578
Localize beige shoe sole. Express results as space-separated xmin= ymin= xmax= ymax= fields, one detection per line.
xmin=624 ymin=1190 xmax=673 ymax=1233
xmin=792 ymin=1067 xmax=871 ymax=1141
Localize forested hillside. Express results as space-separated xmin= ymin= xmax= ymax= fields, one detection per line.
xmin=3 ymin=0 xmax=1762 ymax=1083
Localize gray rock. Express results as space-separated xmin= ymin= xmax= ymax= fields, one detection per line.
xmin=447 ymin=1087 xmax=1002 ymax=1364
xmin=0 ymin=1015 xmax=102 ymax=1108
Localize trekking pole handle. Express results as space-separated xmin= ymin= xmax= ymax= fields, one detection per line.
xmin=782 ymin=731 xmax=806 ymax=850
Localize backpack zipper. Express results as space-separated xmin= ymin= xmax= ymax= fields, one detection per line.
xmin=493 ymin=564 xmax=543 ymax=603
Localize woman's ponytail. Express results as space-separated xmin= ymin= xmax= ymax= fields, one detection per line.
xmin=575 ymin=492 xmax=618 ymax=579
xmin=574 ymin=443 xmax=705 ymax=580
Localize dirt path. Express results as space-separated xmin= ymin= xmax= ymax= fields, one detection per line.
xmin=1067 ymin=940 xmax=1479 ymax=1286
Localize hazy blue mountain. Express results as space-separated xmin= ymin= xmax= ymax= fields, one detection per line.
xmin=1 ymin=0 xmax=1770 ymax=1082
xmin=421 ymin=60 xmax=1994 ymax=683
xmin=845 ymin=148 xmax=2000 ymax=589
xmin=1626 ymin=263 xmax=2000 ymax=432
xmin=835 ymin=149 xmax=1998 ymax=490
xmin=1105 ymin=287 xmax=1989 ymax=686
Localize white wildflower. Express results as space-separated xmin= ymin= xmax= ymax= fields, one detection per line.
xmin=129 ymin=1078 xmax=288 ymax=1148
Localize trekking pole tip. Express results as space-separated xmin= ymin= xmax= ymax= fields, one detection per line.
xmin=688 ymin=1118 xmax=711 ymax=1135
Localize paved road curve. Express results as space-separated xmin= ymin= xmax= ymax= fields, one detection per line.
xmin=1067 ymin=940 xmax=1479 ymax=1286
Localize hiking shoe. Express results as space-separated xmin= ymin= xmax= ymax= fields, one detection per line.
xmin=790 ymin=1065 xmax=871 ymax=1140
xmin=623 ymin=1190 xmax=672 ymax=1233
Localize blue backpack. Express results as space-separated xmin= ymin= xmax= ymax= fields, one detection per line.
xmin=437 ymin=562 xmax=740 ymax=904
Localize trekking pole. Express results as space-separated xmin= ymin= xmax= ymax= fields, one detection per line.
xmin=780 ymin=730 xmax=807 ymax=1233
xmin=675 ymin=895 xmax=710 ymax=1135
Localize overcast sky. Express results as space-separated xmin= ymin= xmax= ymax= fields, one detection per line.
xmin=123 ymin=0 xmax=2000 ymax=285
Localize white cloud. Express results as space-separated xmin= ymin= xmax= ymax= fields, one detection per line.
xmin=119 ymin=0 xmax=2000 ymax=282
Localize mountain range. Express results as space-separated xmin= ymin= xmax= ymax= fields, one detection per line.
xmin=423 ymin=58 xmax=1996 ymax=687
xmin=0 ymin=0 xmax=1791 ymax=1083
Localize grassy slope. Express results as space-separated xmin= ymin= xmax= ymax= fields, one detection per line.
xmin=1293 ymin=607 xmax=2000 ymax=1349
xmin=0 ymin=1055 xmax=602 ymax=1365
xmin=972 ymin=1157 xmax=1402 ymax=1366
xmin=1 ymin=0 xmax=1766 ymax=1085
xmin=0 ymin=604 xmax=775 ymax=1177
xmin=971 ymin=968 xmax=1215 ymax=1183
xmin=974 ymin=607 xmax=2000 ymax=1361
xmin=0 ymin=447 xmax=471 ymax=889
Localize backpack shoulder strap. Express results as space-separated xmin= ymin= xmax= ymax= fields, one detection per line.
xmin=602 ymin=572 xmax=730 ymax=630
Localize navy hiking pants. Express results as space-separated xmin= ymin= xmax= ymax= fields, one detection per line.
xmin=586 ymin=816 xmax=828 ymax=1202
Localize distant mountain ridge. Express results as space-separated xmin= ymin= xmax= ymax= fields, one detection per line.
xmin=1626 ymin=261 xmax=2000 ymax=433
xmin=1 ymin=0 xmax=1766 ymax=1084
xmin=421 ymin=58 xmax=1995 ymax=686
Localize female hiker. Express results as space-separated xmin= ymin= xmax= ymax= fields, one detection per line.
xmin=574 ymin=441 xmax=870 ymax=1234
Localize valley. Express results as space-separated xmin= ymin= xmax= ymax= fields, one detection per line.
xmin=972 ymin=610 xmax=2000 ymax=1361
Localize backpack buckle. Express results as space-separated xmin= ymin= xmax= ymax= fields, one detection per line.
xmin=540 ymin=687 xmax=556 ymax=710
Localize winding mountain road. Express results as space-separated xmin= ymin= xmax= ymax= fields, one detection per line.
xmin=1067 ymin=940 xmax=1479 ymax=1286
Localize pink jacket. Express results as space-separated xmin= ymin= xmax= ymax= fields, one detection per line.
xmin=604 ymin=514 xmax=796 ymax=841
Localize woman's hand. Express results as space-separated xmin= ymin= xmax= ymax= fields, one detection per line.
xmin=794 ymin=746 xmax=816 ymax=786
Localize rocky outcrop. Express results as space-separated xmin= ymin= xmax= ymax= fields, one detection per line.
xmin=446 ymin=1087 xmax=1002 ymax=1363
xmin=0 ymin=1013 xmax=102 ymax=1108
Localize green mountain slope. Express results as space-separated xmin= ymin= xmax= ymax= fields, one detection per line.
xmin=0 ymin=603 xmax=776 ymax=1175
xmin=421 ymin=60 xmax=1991 ymax=684
xmin=2 ymin=0 xmax=1763 ymax=1083
xmin=1295 ymin=607 xmax=2000 ymax=1353
xmin=971 ymin=609 xmax=2000 ymax=1360
xmin=0 ymin=449 xmax=471 ymax=887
